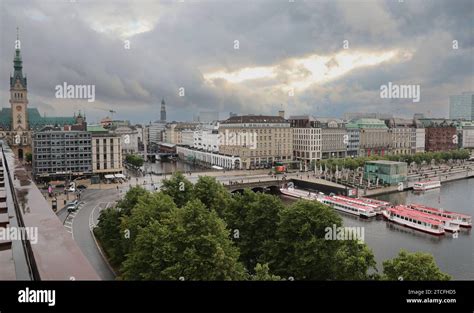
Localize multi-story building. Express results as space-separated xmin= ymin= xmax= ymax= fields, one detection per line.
xmin=164 ymin=122 xmax=199 ymax=145
xmin=419 ymin=119 xmax=457 ymax=152
xmin=346 ymin=127 xmax=360 ymax=157
xmin=88 ymin=125 xmax=123 ymax=176
xmin=315 ymin=118 xmax=346 ymax=159
xmin=180 ymin=129 xmax=195 ymax=147
xmin=288 ymin=115 xmax=322 ymax=166
xmin=385 ymin=118 xmax=416 ymax=155
xmin=415 ymin=127 xmax=426 ymax=153
xmin=364 ymin=160 xmax=407 ymax=185
xmin=32 ymin=129 xmax=92 ymax=180
xmin=194 ymin=123 xmax=219 ymax=153
xmin=457 ymin=121 xmax=474 ymax=149
xmin=346 ymin=119 xmax=391 ymax=157
xmin=449 ymin=92 xmax=473 ymax=120
xmin=218 ymin=114 xmax=293 ymax=169
xmin=148 ymin=121 xmax=166 ymax=145
xmin=113 ymin=125 xmax=140 ymax=154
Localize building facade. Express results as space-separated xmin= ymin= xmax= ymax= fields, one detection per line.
xmin=148 ymin=121 xmax=166 ymax=145
xmin=346 ymin=119 xmax=391 ymax=157
xmin=420 ymin=119 xmax=457 ymax=152
xmin=415 ymin=127 xmax=426 ymax=153
xmin=194 ymin=124 xmax=219 ymax=153
xmin=364 ymin=160 xmax=407 ymax=186
xmin=458 ymin=121 xmax=474 ymax=149
xmin=346 ymin=128 xmax=360 ymax=157
xmin=385 ymin=118 xmax=416 ymax=155
xmin=32 ymin=130 xmax=92 ymax=180
xmin=88 ymin=125 xmax=123 ymax=176
xmin=316 ymin=118 xmax=346 ymax=159
xmin=289 ymin=115 xmax=322 ymax=166
xmin=177 ymin=146 xmax=241 ymax=169
xmin=449 ymin=92 xmax=473 ymax=120
xmin=113 ymin=126 xmax=140 ymax=154
xmin=219 ymin=115 xmax=293 ymax=169
xmin=164 ymin=122 xmax=199 ymax=145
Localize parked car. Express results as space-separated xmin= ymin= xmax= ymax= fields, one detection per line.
xmin=77 ymin=184 xmax=87 ymax=191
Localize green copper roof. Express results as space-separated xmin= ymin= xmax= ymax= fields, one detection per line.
xmin=87 ymin=125 xmax=108 ymax=132
xmin=0 ymin=108 xmax=76 ymax=130
xmin=346 ymin=118 xmax=388 ymax=129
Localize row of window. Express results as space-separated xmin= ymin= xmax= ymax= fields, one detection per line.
xmin=392 ymin=213 xmax=438 ymax=229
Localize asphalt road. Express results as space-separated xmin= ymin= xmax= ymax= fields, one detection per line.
xmin=57 ymin=189 xmax=120 ymax=280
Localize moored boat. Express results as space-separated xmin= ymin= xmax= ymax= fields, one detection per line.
xmin=382 ymin=206 xmax=445 ymax=235
xmin=319 ymin=196 xmax=377 ymax=218
xmin=413 ymin=180 xmax=441 ymax=191
xmin=332 ymin=195 xmax=391 ymax=214
xmin=279 ymin=187 xmax=319 ymax=201
xmin=408 ymin=204 xmax=472 ymax=228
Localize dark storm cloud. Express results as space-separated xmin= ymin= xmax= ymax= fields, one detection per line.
xmin=0 ymin=0 xmax=472 ymax=123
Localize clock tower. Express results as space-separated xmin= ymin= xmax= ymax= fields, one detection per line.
xmin=10 ymin=27 xmax=28 ymax=131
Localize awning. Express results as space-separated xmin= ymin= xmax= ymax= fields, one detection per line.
xmin=104 ymin=174 xmax=115 ymax=179
xmin=114 ymin=174 xmax=126 ymax=178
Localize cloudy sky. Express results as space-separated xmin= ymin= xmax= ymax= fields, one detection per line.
xmin=0 ymin=0 xmax=473 ymax=124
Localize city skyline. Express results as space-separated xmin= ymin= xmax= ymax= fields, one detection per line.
xmin=1 ymin=0 xmax=473 ymax=124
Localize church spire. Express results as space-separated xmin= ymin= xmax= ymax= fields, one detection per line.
xmin=11 ymin=26 xmax=27 ymax=89
xmin=160 ymin=97 xmax=166 ymax=122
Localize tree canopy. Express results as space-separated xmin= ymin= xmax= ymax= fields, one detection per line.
xmin=95 ymin=172 xmax=449 ymax=281
xmin=122 ymin=199 xmax=246 ymax=280
xmin=382 ymin=250 xmax=450 ymax=281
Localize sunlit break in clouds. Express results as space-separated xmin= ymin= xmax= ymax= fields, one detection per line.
xmin=204 ymin=49 xmax=411 ymax=94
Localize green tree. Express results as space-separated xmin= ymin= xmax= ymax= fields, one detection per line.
xmin=116 ymin=186 xmax=149 ymax=216
xmin=334 ymin=239 xmax=377 ymax=280
xmin=94 ymin=207 xmax=127 ymax=266
xmin=266 ymin=200 xmax=376 ymax=280
xmin=25 ymin=152 xmax=32 ymax=163
xmin=125 ymin=154 xmax=144 ymax=167
xmin=120 ymin=192 xmax=177 ymax=253
xmin=122 ymin=199 xmax=246 ymax=280
xmin=382 ymin=250 xmax=450 ymax=281
xmin=161 ymin=172 xmax=194 ymax=207
xmin=250 ymin=263 xmax=282 ymax=281
xmin=193 ymin=176 xmax=232 ymax=216
xmin=226 ymin=190 xmax=284 ymax=271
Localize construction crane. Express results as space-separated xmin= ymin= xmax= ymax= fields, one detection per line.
xmin=91 ymin=106 xmax=117 ymax=119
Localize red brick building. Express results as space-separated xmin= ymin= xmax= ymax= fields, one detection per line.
xmin=425 ymin=126 xmax=457 ymax=152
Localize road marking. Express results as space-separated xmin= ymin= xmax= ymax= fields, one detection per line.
xmin=63 ymin=201 xmax=87 ymax=240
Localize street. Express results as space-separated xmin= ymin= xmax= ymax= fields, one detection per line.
xmin=57 ymin=189 xmax=119 ymax=280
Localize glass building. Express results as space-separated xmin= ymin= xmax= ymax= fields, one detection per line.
xmin=449 ymin=92 xmax=474 ymax=120
xmin=364 ymin=160 xmax=407 ymax=185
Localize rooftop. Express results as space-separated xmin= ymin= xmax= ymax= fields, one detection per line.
xmin=222 ymin=115 xmax=287 ymax=124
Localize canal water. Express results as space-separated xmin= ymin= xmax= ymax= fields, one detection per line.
xmin=282 ymin=178 xmax=474 ymax=280
xmin=142 ymin=160 xmax=205 ymax=174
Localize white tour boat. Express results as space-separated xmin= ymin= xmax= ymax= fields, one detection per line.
xmin=413 ymin=180 xmax=441 ymax=191
xmin=332 ymin=195 xmax=391 ymax=214
xmin=279 ymin=187 xmax=319 ymax=201
xmin=382 ymin=206 xmax=445 ymax=235
xmin=319 ymin=196 xmax=377 ymax=218
xmin=409 ymin=204 xmax=472 ymax=228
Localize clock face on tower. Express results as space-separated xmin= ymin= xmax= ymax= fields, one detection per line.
xmin=16 ymin=105 xmax=22 ymax=112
